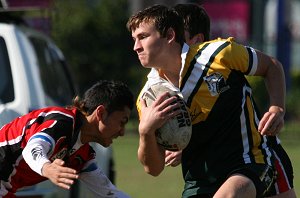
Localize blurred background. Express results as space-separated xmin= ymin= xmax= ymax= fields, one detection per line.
xmin=1 ymin=0 xmax=299 ymax=197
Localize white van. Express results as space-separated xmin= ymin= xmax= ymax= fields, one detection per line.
xmin=0 ymin=17 xmax=114 ymax=198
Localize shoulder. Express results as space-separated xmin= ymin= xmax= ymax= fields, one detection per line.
xmin=30 ymin=107 xmax=77 ymax=136
xmin=31 ymin=106 xmax=77 ymax=123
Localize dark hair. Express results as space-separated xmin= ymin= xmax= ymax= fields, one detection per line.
xmin=173 ymin=3 xmax=210 ymax=41
xmin=73 ymin=80 xmax=134 ymax=116
xmin=127 ymin=4 xmax=185 ymax=46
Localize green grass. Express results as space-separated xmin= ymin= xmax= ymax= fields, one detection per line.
xmin=113 ymin=134 xmax=184 ymax=198
xmin=114 ymin=125 xmax=300 ymax=197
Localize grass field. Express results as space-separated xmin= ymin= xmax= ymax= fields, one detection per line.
xmin=113 ymin=122 xmax=300 ymax=198
xmin=113 ymin=133 xmax=184 ymax=198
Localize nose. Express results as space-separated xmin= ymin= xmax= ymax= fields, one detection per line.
xmin=119 ymin=127 xmax=125 ymax=137
xmin=133 ymin=39 xmax=142 ymax=52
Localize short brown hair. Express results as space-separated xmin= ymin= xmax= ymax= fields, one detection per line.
xmin=126 ymin=4 xmax=185 ymax=46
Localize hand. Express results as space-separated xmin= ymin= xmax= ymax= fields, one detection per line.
xmin=139 ymin=92 xmax=181 ymax=136
xmin=258 ymin=106 xmax=285 ymax=136
xmin=42 ymin=159 xmax=79 ymax=190
xmin=165 ymin=150 xmax=182 ymax=167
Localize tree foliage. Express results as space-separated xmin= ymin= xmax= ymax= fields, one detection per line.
xmin=51 ymin=0 xmax=146 ymax=98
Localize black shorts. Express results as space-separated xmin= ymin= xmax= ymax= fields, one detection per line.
xmin=183 ymin=163 xmax=276 ymax=198
xmin=229 ymin=164 xmax=276 ymax=198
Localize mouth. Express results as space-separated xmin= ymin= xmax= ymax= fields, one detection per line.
xmin=112 ymin=135 xmax=119 ymax=139
xmin=138 ymin=54 xmax=146 ymax=59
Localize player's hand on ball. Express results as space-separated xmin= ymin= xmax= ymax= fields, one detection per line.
xmin=42 ymin=159 xmax=79 ymax=190
xmin=141 ymin=82 xmax=192 ymax=151
xmin=139 ymin=92 xmax=181 ymax=136
xmin=165 ymin=150 xmax=182 ymax=167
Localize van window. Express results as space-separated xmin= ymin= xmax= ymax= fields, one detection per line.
xmin=29 ymin=37 xmax=75 ymax=106
xmin=0 ymin=37 xmax=14 ymax=103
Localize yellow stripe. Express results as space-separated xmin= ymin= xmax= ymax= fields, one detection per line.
xmin=246 ymin=96 xmax=264 ymax=163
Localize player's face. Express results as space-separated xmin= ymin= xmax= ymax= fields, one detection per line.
xmin=98 ymin=107 xmax=131 ymax=147
xmin=131 ymin=22 xmax=169 ymax=69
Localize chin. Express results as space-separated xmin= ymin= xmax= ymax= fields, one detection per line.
xmin=102 ymin=143 xmax=110 ymax=148
xmin=142 ymin=64 xmax=152 ymax=69
xmin=101 ymin=140 xmax=112 ymax=148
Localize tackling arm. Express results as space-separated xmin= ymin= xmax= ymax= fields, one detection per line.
xmin=79 ymin=160 xmax=130 ymax=198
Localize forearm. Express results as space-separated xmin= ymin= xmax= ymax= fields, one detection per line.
xmin=138 ymin=132 xmax=165 ymax=176
xmin=255 ymin=51 xmax=286 ymax=111
xmin=22 ymin=135 xmax=52 ymax=175
xmin=80 ymin=162 xmax=130 ymax=198
xmin=255 ymin=51 xmax=286 ymax=135
xmin=264 ymin=57 xmax=286 ymax=111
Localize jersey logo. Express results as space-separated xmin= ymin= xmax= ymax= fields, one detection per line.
xmin=203 ymin=73 xmax=230 ymax=96
xmin=31 ymin=146 xmax=44 ymax=160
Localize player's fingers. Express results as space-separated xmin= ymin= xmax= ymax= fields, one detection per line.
xmin=59 ymin=166 xmax=78 ymax=174
xmin=171 ymin=160 xmax=181 ymax=167
xmin=165 ymin=158 xmax=181 ymax=167
xmin=259 ymin=112 xmax=277 ymax=135
xmin=165 ymin=155 xmax=173 ymax=163
xmin=155 ymin=93 xmax=177 ymax=108
xmin=53 ymin=158 xmax=65 ymax=166
xmin=258 ymin=113 xmax=271 ymax=133
xmin=260 ymin=114 xmax=284 ymax=136
xmin=59 ymin=172 xmax=79 ymax=179
xmin=160 ymin=98 xmax=181 ymax=116
xmin=139 ymin=98 xmax=147 ymax=108
xmin=266 ymin=121 xmax=284 ymax=136
xmin=56 ymin=181 xmax=73 ymax=190
xmin=165 ymin=150 xmax=172 ymax=157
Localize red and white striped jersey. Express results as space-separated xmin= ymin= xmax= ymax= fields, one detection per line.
xmin=0 ymin=106 xmax=130 ymax=198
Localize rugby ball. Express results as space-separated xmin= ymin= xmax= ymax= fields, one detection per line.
xmin=142 ymin=81 xmax=192 ymax=151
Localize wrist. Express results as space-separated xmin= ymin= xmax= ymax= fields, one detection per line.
xmin=269 ymin=105 xmax=285 ymax=114
xmin=38 ymin=159 xmax=51 ymax=176
xmin=41 ymin=161 xmax=51 ymax=176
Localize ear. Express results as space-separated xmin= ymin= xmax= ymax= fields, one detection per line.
xmin=95 ymin=105 xmax=107 ymax=122
xmin=166 ymin=27 xmax=176 ymax=44
xmin=191 ymin=33 xmax=205 ymax=44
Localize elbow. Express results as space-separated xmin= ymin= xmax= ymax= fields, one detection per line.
xmin=144 ymin=166 xmax=164 ymax=177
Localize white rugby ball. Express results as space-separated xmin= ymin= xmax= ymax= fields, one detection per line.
xmin=142 ymin=81 xmax=192 ymax=151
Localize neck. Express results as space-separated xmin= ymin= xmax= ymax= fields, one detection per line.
xmin=80 ymin=114 xmax=95 ymax=144
xmin=159 ymin=54 xmax=181 ymax=87
xmin=161 ymin=42 xmax=182 ymax=87
xmin=161 ymin=70 xmax=179 ymax=87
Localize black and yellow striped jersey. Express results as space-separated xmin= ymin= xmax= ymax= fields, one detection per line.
xmin=179 ymin=38 xmax=273 ymax=193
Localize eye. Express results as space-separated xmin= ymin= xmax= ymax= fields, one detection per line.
xmin=120 ymin=118 xmax=129 ymax=127
xmin=137 ymin=33 xmax=148 ymax=40
xmin=140 ymin=35 xmax=147 ymax=40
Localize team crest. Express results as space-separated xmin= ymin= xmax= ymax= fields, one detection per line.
xmin=51 ymin=148 xmax=68 ymax=160
xmin=203 ymin=73 xmax=230 ymax=96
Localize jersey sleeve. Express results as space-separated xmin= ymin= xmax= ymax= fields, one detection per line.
xmin=22 ymin=109 xmax=76 ymax=175
xmin=79 ymin=160 xmax=131 ymax=198
xmin=22 ymin=132 xmax=54 ymax=175
xmin=219 ymin=38 xmax=258 ymax=75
